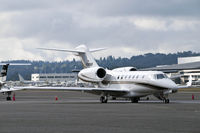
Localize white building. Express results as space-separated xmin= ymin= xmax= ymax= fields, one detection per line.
xmin=178 ymin=56 xmax=200 ymax=85
xmin=178 ymin=56 xmax=200 ymax=64
xmin=179 ymin=69 xmax=200 ymax=85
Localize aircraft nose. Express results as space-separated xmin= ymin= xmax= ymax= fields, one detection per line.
xmin=157 ymin=79 xmax=177 ymax=89
xmin=166 ymin=79 xmax=178 ymax=89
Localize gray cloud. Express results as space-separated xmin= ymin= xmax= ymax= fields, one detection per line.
xmin=0 ymin=0 xmax=199 ymax=61
xmin=58 ymin=0 xmax=200 ymax=17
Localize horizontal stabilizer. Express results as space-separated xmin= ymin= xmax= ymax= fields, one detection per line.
xmin=38 ymin=45 xmax=106 ymax=54
xmin=90 ymin=48 xmax=107 ymax=53
xmin=38 ymin=45 xmax=105 ymax=68
xmin=37 ymin=48 xmax=85 ymax=53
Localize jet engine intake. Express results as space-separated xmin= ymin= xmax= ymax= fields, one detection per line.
xmin=78 ymin=67 xmax=106 ymax=82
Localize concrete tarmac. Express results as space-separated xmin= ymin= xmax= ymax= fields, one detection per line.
xmin=0 ymin=90 xmax=200 ymax=133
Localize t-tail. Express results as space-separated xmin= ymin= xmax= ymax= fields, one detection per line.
xmin=0 ymin=64 xmax=9 ymax=82
xmin=186 ymin=75 xmax=192 ymax=86
xmin=18 ymin=74 xmax=25 ymax=82
xmin=38 ymin=45 xmax=106 ymax=68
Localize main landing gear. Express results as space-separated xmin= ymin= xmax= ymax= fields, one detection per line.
xmin=6 ymin=96 xmax=11 ymax=101
xmin=163 ymin=98 xmax=170 ymax=104
xmin=130 ymin=97 xmax=139 ymax=103
xmin=154 ymin=93 xmax=170 ymax=104
xmin=100 ymin=96 xmax=108 ymax=103
xmin=6 ymin=91 xmax=12 ymax=101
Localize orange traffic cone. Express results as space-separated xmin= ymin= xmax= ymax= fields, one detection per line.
xmin=13 ymin=93 xmax=16 ymax=101
xmin=55 ymin=96 xmax=58 ymax=101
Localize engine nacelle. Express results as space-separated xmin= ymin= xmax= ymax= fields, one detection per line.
xmin=163 ymin=89 xmax=178 ymax=95
xmin=112 ymin=67 xmax=137 ymax=72
xmin=78 ymin=67 xmax=107 ymax=82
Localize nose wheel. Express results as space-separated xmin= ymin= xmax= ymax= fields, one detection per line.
xmin=100 ymin=96 xmax=108 ymax=103
xmin=164 ymin=98 xmax=170 ymax=103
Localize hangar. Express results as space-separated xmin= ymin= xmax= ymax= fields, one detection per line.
xmin=178 ymin=56 xmax=200 ymax=85
xmin=31 ymin=73 xmax=77 ymax=84
xmin=142 ymin=56 xmax=200 ymax=85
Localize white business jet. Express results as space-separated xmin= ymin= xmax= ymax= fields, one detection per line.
xmin=32 ymin=45 xmax=191 ymax=103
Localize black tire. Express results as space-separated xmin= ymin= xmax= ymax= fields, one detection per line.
xmin=104 ymin=99 xmax=108 ymax=103
xmin=112 ymin=97 xmax=116 ymax=100
xmin=100 ymin=96 xmax=108 ymax=103
xmin=131 ymin=98 xmax=138 ymax=103
xmin=164 ymin=99 xmax=170 ymax=104
xmin=100 ymin=96 xmax=104 ymax=103
xmin=6 ymin=97 xmax=11 ymax=101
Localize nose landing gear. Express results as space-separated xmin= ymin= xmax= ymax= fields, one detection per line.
xmin=100 ymin=96 xmax=108 ymax=103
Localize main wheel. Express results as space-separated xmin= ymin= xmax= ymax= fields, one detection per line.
xmin=100 ymin=96 xmax=108 ymax=103
xmin=164 ymin=99 xmax=170 ymax=104
xmin=131 ymin=98 xmax=139 ymax=103
xmin=111 ymin=97 xmax=116 ymax=100
xmin=6 ymin=97 xmax=11 ymax=101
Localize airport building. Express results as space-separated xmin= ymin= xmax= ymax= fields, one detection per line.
xmin=178 ymin=56 xmax=200 ymax=85
xmin=31 ymin=73 xmax=77 ymax=83
xmin=146 ymin=56 xmax=200 ymax=85
xmin=178 ymin=56 xmax=200 ymax=64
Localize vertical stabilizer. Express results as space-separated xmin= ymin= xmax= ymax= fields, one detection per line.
xmin=75 ymin=45 xmax=99 ymax=68
xmin=186 ymin=75 xmax=192 ymax=86
xmin=0 ymin=64 xmax=9 ymax=82
xmin=18 ymin=74 xmax=25 ymax=82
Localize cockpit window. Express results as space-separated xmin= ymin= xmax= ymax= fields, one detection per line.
xmin=154 ymin=74 xmax=167 ymax=79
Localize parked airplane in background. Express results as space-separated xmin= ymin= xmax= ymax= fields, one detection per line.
xmin=0 ymin=63 xmax=31 ymax=100
xmin=31 ymin=45 xmax=192 ymax=103
xmin=18 ymin=73 xmax=46 ymax=86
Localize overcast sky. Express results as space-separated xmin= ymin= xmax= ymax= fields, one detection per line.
xmin=0 ymin=0 xmax=200 ymax=61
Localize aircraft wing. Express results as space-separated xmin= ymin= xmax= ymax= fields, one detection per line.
xmin=0 ymin=87 xmax=24 ymax=93
xmin=15 ymin=86 xmax=130 ymax=92
xmin=18 ymin=79 xmax=170 ymax=92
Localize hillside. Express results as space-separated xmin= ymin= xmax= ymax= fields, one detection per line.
xmin=1 ymin=51 xmax=200 ymax=81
